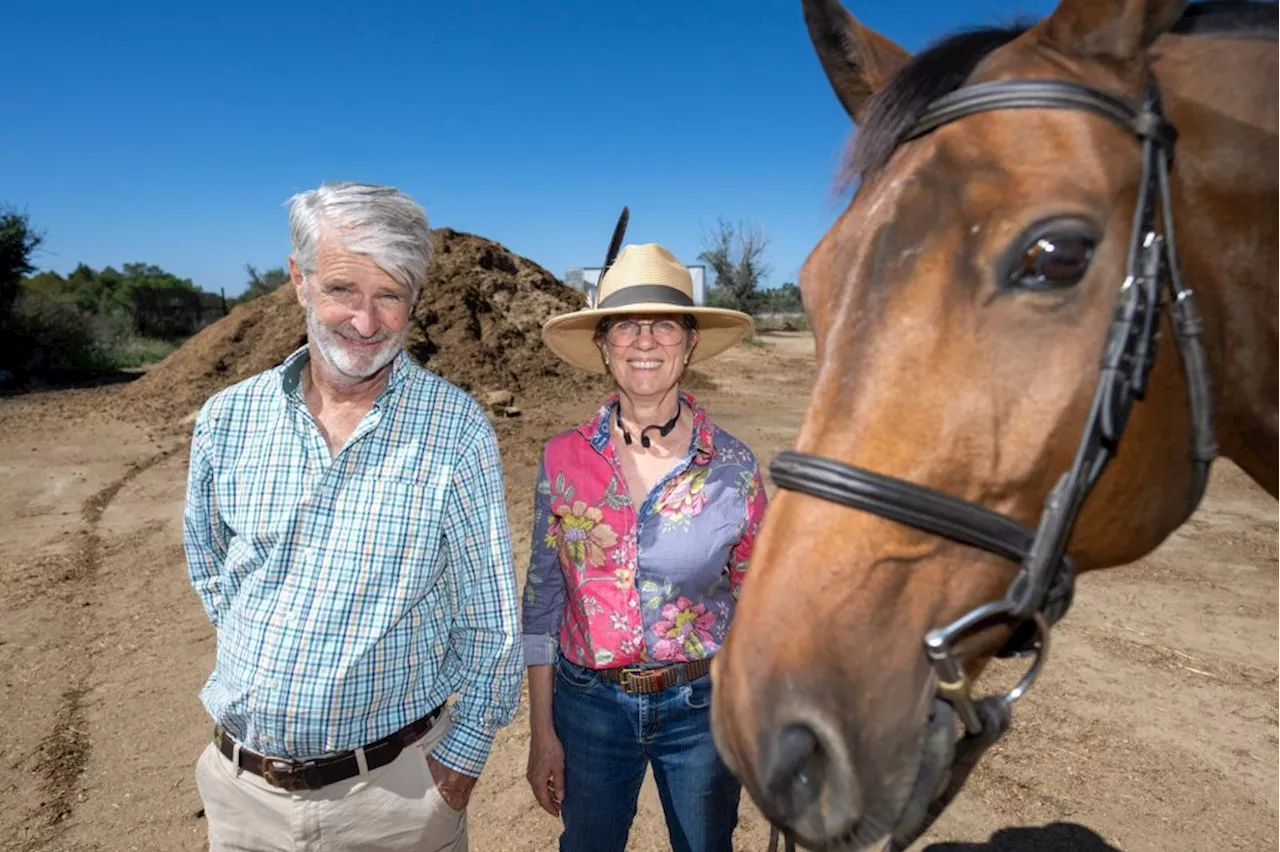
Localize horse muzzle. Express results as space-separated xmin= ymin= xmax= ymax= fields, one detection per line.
xmin=754 ymin=611 xmax=1049 ymax=852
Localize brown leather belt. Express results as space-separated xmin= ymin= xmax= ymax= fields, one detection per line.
xmin=596 ymin=658 xmax=713 ymax=695
xmin=213 ymin=703 xmax=445 ymax=791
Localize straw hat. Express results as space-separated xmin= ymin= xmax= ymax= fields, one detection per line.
xmin=542 ymin=243 xmax=754 ymax=374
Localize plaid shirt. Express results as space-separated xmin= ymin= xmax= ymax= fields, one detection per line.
xmin=182 ymin=346 xmax=521 ymax=776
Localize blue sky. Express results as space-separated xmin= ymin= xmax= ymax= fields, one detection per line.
xmin=5 ymin=0 xmax=1055 ymax=297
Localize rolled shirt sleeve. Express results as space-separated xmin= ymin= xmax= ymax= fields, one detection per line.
xmin=182 ymin=400 xmax=231 ymax=628
xmin=433 ymin=417 xmax=523 ymax=776
xmin=520 ymin=454 xmax=566 ymax=667
xmin=729 ymin=462 xmax=768 ymax=599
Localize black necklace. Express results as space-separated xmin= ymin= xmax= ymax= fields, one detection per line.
xmin=616 ymin=401 xmax=681 ymax=449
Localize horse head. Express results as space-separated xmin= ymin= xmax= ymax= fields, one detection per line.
xmin=711 ymin=1 xmax=1277 ymax=848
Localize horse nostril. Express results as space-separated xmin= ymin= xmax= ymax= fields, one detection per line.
xmin=765 ymin=723 xmax=826 ymax=819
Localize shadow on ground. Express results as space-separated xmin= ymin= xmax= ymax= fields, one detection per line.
xmin=0 ymin=368 xmax=143 ymax=397
xmin=924 ymin=822 xmax=1120 ymax=851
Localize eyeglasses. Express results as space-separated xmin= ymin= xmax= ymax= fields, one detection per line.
xmin=605 ymin=319 xmax=686 ymax=346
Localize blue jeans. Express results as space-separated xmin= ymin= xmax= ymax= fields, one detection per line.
xmin=553 ymin=656 xmax=741 ymax=852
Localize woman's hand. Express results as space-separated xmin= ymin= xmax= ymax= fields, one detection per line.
xmin=526 ymin=725 xmax=565 ymax=816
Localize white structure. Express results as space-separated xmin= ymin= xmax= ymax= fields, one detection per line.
xmin=566 ymin=265 xmax=706 ymax=306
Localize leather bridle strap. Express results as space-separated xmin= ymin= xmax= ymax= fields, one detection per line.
xmin=769 ymin=450 xmax=1080 ymax=637
xmin=1158 ymin=138 xmax=1218 ymax=503
xmin=904 ymin=79 xmax=1177 ymax=150
xmin=769 ymin=452 xmax=1043 ymax=570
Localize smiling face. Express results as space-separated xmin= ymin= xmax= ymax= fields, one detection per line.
xmin=598 ymin=312 xmax=699 ymax=400
xmin=290 ymin=235 xmax=414 ymax=383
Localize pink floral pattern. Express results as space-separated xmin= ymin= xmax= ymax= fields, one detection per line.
xmin=651 ymin=596 xmax=718 ymax=660
xmin=545 ymin=501 xmax=617 ymax=571
xmin=521 ymin=392 xmax=770 ymax=669
xmin=653 ymin=468 xmax=710 ymax=530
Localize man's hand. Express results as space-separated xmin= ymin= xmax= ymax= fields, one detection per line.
xmin=425 ymin=754 xmax=477 ymax=811
xmin=525 ymin=726 xmax=565 ymax=817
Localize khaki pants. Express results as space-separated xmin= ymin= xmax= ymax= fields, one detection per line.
xmin=195 ymin=714 xmax=468 ymax=852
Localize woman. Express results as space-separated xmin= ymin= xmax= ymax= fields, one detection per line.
xmin=521 ymin=242 xmax=768 ymax=852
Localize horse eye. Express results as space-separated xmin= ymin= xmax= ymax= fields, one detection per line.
xmin=1010 ymin=233 xmax=1096 ymax=291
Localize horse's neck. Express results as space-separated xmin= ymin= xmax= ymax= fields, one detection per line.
xmin=1156 ymin=33 xmax=1278 ymax=495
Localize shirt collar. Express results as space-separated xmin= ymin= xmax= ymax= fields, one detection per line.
xmin=578 ymin=390 xmax=717 ymax=464
xmin=279 ymin=345 xmax=412 ymax=405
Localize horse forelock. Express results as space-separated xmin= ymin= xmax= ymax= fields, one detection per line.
xmin=838 ymin=23 xmax=1031 ymax=193
xmin=839 ymin=1 xmax=1279 ymax=195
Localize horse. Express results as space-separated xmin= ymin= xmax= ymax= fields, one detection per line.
xmin=708 ymin=1 xmax=1277 ymax=849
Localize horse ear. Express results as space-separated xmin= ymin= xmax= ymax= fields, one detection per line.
xmin=802 ymin=0 xmax=911 ymax=125
xmin=1034 ymin=0 xmax=1186 ymax=61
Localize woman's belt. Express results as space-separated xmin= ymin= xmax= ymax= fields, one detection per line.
xmin=596 ymin=658 xmax=713 ymax=695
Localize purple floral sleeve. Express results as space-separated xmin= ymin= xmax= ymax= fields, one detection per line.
xmin=520 ymin=457 xmax=564 ymax=667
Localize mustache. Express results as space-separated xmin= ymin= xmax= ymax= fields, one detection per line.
xmin=332 ymin=326 xmax=396 ymax=345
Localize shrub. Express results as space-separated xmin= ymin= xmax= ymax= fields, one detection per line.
xmin=0 ymin=290 xmax=112 ymax=377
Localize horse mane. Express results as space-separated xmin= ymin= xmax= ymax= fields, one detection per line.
xmin=841 ymin=1 xmax=1278 ymax=189
xmin=842 ymin=24 xmax=1029 ymax=187
xmin=1171 ymin=1 xmax=1279 ymax=38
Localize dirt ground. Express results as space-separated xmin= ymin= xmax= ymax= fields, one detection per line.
xmin=0 ymin=330 xmax=1275 ymax=852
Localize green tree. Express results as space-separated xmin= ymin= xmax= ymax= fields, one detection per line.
xmin=122 ymin=262 xmax=197 ymax=292
xmin=0 ymin=214 xmax=226 ymax=378
xmin=240 ymin=264 xmax=290 ymax=302
xmin=698 ymin=219 xmax=770 ymax=314
xmin=0 ymin=208 xmax=45 ymax=320
xmin=754 ymin=281 xmax=804 ymax=314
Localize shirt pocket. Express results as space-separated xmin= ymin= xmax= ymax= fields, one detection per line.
xmin=222 ymin=460 xmax=303 ymax=549
xmin=330 ymin=475 xmax=440 ymax=566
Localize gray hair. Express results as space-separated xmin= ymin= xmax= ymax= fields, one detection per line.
xmin=287 ymin=181 xmax=433 ymax=300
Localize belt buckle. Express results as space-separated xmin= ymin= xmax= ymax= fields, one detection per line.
xmin=618 ymin=666 xmax=648 ymax=693
xmin=262 ymin=757 xmax=315 ymax=791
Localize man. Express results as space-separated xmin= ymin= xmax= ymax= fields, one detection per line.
xmin=183 ymin=181 xmax=522 ymax=851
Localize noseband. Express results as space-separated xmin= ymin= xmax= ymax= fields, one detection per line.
xmin=765 ymin=76 xmax=1216 ymax=852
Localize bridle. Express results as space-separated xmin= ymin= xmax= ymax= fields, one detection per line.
xmin=764 ymin=74 xmax=1217 ymax=852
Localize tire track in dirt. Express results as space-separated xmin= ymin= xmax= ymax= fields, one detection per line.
xmin=18 ymin=449 xmax=174 ymax=852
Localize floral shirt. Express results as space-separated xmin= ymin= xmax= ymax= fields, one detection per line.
xmin=521 ymin=392 xmax=768 ymax=670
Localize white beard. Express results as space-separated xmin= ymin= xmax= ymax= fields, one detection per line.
xmin=305 ymin=307 xmax=406 ymax=382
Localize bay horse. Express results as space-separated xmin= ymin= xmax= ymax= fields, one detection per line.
xmin=710 ymin=0 xmax=1277 ymax=849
